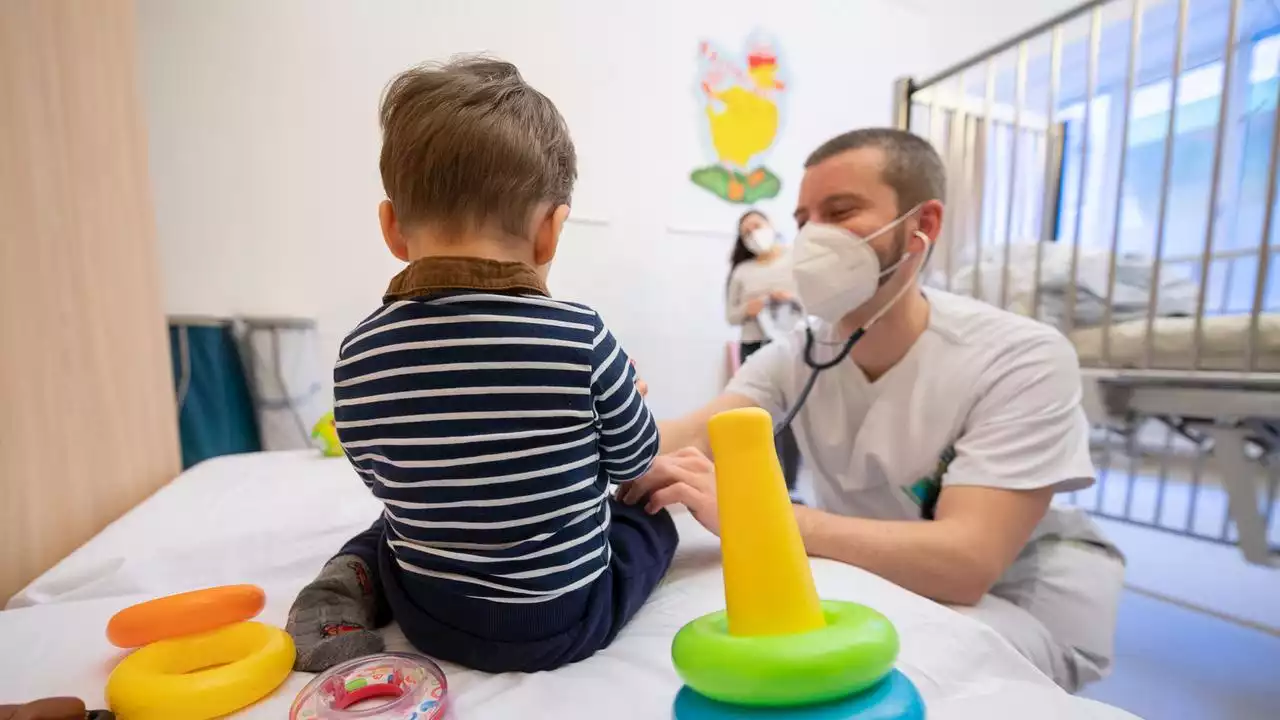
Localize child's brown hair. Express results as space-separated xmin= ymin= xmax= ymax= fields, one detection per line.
xmin=379 ymin=56 xmax=577 ymax=238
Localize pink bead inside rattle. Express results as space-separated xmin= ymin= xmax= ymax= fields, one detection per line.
xmin=328 ymin=667 xmax=404 ymax=709
xmin=290 ymin=653 xmax=447 ymax=720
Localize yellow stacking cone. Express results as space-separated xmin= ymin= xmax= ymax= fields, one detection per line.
xmin=708 ymin=407 xmax=825 ymax=637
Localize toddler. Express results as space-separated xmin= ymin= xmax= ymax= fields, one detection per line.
xmin=286 ymin=57 xmax=678 ymax=673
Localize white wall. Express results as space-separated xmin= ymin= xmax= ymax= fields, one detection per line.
xmin=138 ymin=0 xmax=948 ymax=419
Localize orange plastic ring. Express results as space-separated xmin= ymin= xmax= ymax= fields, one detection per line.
xmin=107 ymin=584 xmax=267 ymax=648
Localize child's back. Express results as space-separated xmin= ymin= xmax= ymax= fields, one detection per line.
xmin=285 ymin=57 xmax=678 ymax=674
xmin=336 ymin=270 xmax=657 ymax=601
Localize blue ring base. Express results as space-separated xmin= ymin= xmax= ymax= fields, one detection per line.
xmin=672 ymin=670 xmax=924 ymax=720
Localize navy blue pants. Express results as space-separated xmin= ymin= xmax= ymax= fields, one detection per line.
xmin=338 ymin=498 xmax=678 ymax=673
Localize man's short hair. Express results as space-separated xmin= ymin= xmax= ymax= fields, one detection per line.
xmin=804 ymin=128 xmax=946 ymax=211
xmin=379 ymin=56 xmax=577 ymax=238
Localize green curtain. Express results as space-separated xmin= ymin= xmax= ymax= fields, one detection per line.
xmin=170 ymin=320 xmax=262 ymax=469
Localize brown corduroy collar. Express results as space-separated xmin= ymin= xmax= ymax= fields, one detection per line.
xmin=383 ymin=256 xmax=549 ymax=303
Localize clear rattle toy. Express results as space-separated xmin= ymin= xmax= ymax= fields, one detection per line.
xmin=289 ymin=653 xmax=447 ymax=720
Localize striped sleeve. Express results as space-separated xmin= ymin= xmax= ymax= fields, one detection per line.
xmin=589 ymin=314 xmax=659 ymax=482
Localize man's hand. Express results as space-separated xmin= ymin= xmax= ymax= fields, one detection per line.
xmin=744 ymin=297 xmax=767 ymax=318
xmin=617 ymin=447 xmax=720 ymax=534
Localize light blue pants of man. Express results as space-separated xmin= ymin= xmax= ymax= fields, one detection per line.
xmin=956 ymin=538 xmax=1126 ymax=692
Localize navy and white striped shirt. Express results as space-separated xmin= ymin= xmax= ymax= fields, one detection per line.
xmin=334 ymin=285 xmax=659 ymax=604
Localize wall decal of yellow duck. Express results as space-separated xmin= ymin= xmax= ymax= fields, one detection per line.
xmin=691 ymin=33 xmax=788 ymax=204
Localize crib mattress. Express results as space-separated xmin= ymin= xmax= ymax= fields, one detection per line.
xmin=1070 ymin=313 xmax=1280 ymax=372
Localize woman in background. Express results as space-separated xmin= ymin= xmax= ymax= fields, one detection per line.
xmin=725 ymin=209 xmax=800 ymax=491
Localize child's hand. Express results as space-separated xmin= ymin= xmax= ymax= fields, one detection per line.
xmin=630 ymin=359 xmax=648 ymax=397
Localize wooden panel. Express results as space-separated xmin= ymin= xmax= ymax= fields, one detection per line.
xmin=0 ymin=0 xmax=180 ymax=602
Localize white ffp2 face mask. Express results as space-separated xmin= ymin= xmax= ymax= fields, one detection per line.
xmin=791 ymin=209 xmax=920 ymax=324
xmin=744 ymin=227 xmax=777 ymax=255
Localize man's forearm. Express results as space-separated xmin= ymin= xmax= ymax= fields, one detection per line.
xmin=657 ymin=392 xmax=757 ymax=456
xmin=793 ymin=505 xmax=1001 ymax=605
xmin=657 ymin=417 xmax=709 ymax=456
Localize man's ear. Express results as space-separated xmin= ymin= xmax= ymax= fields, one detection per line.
xmin=916 ymin=199 xmax=944 ymax=246
xmin=379 ymin=200 xmax=409 ymax=262
xmin=533 ymin=203 xmax=570 ymax=267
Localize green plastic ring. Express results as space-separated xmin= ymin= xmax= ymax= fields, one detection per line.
xmin=671 ymin=600 xmax=899 ymax=707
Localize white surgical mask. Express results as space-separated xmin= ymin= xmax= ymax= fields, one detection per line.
xmin=744 ymin=227 xmax=777 ymax=254
xmin=792 ymin=208 xmax=921 ymax=324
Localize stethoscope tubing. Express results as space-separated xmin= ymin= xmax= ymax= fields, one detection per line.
xmin=772 ymin=325 xmax=865 ymax=437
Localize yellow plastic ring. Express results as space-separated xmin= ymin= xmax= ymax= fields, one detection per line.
xmin=107 ymin=621 xmax=295 ymax=720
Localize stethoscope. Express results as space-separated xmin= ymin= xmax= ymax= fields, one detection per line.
xmin=772 ymin=231 xmax=932 ymax=438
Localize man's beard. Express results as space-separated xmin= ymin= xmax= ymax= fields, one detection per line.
xmin=876 ymin=226 xmax=910 ymax=288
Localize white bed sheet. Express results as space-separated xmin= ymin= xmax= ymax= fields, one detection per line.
xmin=1 ymin=452 xmax=1136 ymax=719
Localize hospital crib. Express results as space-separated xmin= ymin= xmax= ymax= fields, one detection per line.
xmin=893 ymin=0 xmax=1280 ymax=565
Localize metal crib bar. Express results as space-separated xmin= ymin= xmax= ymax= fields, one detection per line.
xmin=1036 ymin=129 xmax=1064 ymax=320
xmin=1034 ymin=27 xmax=1065 ymax=322
xmin=1143 ymin=0 xmax=1190 ymax=369
xmin=927 ymin=94 xmax=946 ymax=155
xmin=1152 ymin=422 xmax=1171 ymax=526
xmin=1266 ymin=462 xmax=1278 ymax=538
xmin=927 ymin=101 xmax=949 ymax=289
xmin=946 ymin=96 xmax=969 ymax=294
xmin=1000 ymin=43 xmax=1028 ymax=310
xmin=922 ymin=94 xmax=947 ymax=276
xmin=1185 ymin=428 xmax=1203 ymax=535
xmin=932 ymin=92 xmax=961 ymax=284
xmin=893 ymin=77 xmax=913 ymax=130
xmin=1065 ymin=7 xmax=1102 ymax=338
xmin=1102 ymin=0 xmax=1145 ymax=366
xmin=1095 ymin=437 xmax=1111 ymax=514
xmin=1204 ymin=426 xmax=1279 ymax=565
xmin=1247 ymin=74 xmax=1280 ymax=369
xmin=961 ymin=112 xmax=982 ymax=298
xmin=1123 ymin=430 xmax=1141 ymax=521
xmin=1193 ymin=0 xmax=1243 ymax=370
xmin=974 ymin=114 xmax=990 ymax=299
xmin=1220 ymin=478 xmax=1235 ymax=543
xmin=971 ymin=60 xmax=997 ymax=302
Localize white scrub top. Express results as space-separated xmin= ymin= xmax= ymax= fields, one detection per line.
xmin=725 ymin=288 xmax=1108 ymax=549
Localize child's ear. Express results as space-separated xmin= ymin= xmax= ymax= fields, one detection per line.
xmin=379 ymin=200 xmax=410 ymax=262
xmin=533 ymin=204 xmax=570 ymax=267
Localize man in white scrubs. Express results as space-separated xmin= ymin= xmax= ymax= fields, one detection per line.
xmin=621 ymin=128 xmax=1124 ymax=691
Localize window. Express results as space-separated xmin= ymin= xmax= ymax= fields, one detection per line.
xmin=912 ymin=1 xmax=1280 ymax=315
xmin=1056 ymin=94 xmax=1113 ymax=252
xmin=1042 ymin=3 xmax=1279 ymax=314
